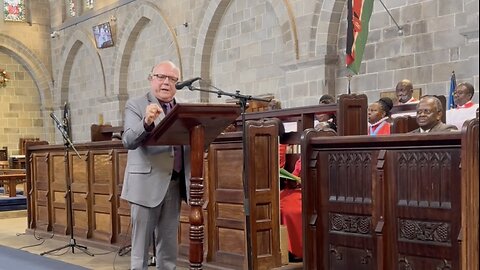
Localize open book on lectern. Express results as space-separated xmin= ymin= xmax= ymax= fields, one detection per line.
xmin=144 ymin=103 xmax=241 ymax=148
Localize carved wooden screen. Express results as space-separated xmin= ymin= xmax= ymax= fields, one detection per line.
xmin=386 ymin=148 xmax=461 ymax=269
xmin=313 ymin=148 xmax=378 ymax=270
xmin=303 ymin=133 xmax=464 ymax=270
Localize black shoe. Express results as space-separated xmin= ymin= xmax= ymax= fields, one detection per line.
xmin=288 ymin=252 xmax=303 ymax=262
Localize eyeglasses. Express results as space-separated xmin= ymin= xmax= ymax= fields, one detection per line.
xmin=416 ymin=109 xmax=440 ymax=115
xmin=151 ymin=74 xmax=179 ymax=83
xmin=453 ymin=90 xmax=467 ymax=95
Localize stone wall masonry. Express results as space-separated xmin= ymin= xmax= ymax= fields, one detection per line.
xmin=0 ymin=0 xmax=478 ymax=144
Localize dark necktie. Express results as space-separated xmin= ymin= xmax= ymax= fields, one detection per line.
xmin=163 ymin=102 xmax=183 ymax=173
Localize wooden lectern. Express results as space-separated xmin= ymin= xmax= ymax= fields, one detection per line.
xmin=145 ymin=103 xmax=241 ymax=269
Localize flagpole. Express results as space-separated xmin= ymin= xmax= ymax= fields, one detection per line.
xmin=378 ymin=0 xmax=403 ymax=35
xmin=448 ymin=70 xmax=456 ymax=109
xmin=347 ymin=74 xmax=352 ymax=94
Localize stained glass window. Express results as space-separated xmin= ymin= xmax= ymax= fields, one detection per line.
xmin=66 ymin=0 xmax=76 ymax=17
xmin=3 ymin=0 xmax=26 ymax=22
xmin=84 ymin=0 xmax=94 ymax=11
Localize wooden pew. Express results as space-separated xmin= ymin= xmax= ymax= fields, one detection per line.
xmin=301 ymin=117 xmax=478 ymax=270
xmin=26 ymin=140 xmax=128 ymax=247
xmin=90 ymin=124 xmax=123 ymax=141
xmin=27 ymin=96 xmax=367 ymax=268
xmin=0 ymin=172 xmax=26 ymax=197
xmin=391 ymin=115 xmax=418 ymax=133
xmin=391 ymin=95 xmax=446 ymax=121
xmin=196 ymin=94 xmax=366 ymax=269
xmin=239 ymin=94 xmax=368 ymax=141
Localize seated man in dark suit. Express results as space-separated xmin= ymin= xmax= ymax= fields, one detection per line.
xmin=411 ymin=96 xmax=458 ymax=133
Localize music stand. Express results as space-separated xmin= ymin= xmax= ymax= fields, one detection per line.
xmin=40 ymin=114 xmax=94 ymax=257
xmin=145 ymin=103 xmax=241 ymax=269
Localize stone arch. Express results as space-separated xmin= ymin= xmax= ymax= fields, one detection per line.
xmin=56 ymin=29 xmax=106 ymax=107
xmin=193 ymin=0 xmax=298 ymax=101
xmin=112 ymin=1 xmax=182 ymax=98
xmin=0 ymin=33 xmax=54 ymax=135
xmin=305 ymin=1 xmax=323 ymax=56
xmin=310 ymin=0 xmax=346 ymax=96
xmin=315 ymin=0 xmax=346 ymax=56
xmin=269 ymin=0 xmax=299 ymax=59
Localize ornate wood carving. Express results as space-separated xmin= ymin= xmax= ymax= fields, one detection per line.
xmin=399 ymin=219 xmax=450 ymax=243
xmin=330 ymin=213 xmax=371 ymax=235
xmin=328 ymin=152 xmax=372 ymax=203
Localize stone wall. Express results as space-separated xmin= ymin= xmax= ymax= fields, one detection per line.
xmin=0 ymin=52 xmax=43 ymax=155
xmin=0 ymin=0 xmax=478 ymax=143
xmin=0 ymin=0 xmax=52 ymax=152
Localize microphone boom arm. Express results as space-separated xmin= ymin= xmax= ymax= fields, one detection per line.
xmin=187 ymin=85 xmax=272 ymax=103
xmin=50 ymin=113 xmax=83 ymax=159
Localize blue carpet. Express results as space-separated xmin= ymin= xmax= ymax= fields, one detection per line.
xmin=0 ymin=192 xmax=27 ymax=211
xmin=0 ymin=245 xmax=89 ymax=270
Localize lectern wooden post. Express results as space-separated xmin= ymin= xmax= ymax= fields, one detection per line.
xmin=145 ymin=103 xmax=241 ymax=269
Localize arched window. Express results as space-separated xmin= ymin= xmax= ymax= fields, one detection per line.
xmin=65 ymin=0 xmax=77 ymax=17
xmin=83 ymin=0 xmax=94 ymax=12
xmin=3 ymin=0 xmax=26 ymax=22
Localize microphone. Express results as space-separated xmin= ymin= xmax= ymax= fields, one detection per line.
xmin=175 ymin=77 xmax=201 ymax=90
xmin=50 ymin=112 xmax=70 ymax=140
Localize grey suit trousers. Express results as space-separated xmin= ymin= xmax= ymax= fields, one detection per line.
xmin=130 ymin=180 xmax=181 ymax=270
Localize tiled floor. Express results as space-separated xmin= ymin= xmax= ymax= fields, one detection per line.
xmin=0 ymin=211 xmax=187 ymax=270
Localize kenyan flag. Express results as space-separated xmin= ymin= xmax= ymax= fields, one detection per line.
xmin=346 ymin=0 xmax=374 ymax=74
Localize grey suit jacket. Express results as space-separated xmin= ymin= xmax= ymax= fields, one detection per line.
xmin=410 ymin=122 xmax=458 ymax=133
xmin=120 ymin=92 xmax=190 ymax=207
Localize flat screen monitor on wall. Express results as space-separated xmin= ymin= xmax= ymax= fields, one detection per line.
xmin=93 ymin=22 xmax=114 ymax=49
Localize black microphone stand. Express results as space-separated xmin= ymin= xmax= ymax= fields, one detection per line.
xmin=186 ymin=82 xmax=271 ymax=270
xmin=40 ymin=115 xmax=94 ymax=257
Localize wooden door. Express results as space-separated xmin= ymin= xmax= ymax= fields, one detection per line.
xmin=207 ymin=140 xmax=246 ymax=267
xmin=245 ymin=120 xmax=281 ymax=270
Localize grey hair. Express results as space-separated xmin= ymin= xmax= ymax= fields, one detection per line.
xmin=418 ymin=96 xmax=443 ymax=112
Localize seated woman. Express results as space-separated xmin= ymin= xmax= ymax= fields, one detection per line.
xmin=368 ymin=97 xmax=393 ymax=136
xmin=280 ymin=157 xmax=303 ymax=262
